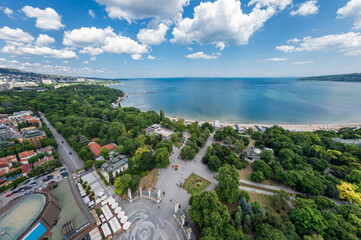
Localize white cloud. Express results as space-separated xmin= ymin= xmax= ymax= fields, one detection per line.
xmin=337 ymin=0 xmax=361 ymax=29
xmin=35 ymin=34 xmax=55 ymax=46
xmin=3 ymin=7 xmax=13 ymax=17
xmin=89 ymin=9 xmax=96 ymax=18
xmin=0 ymin=26 xmax=34 ymax=43
xmin=22 ymin=6 xmax=64 ymax=30
xmin=94 ymin=0 xmax=189 ymax=22
xmin=293 ymin=60 xmax=314 ymax=64
xmin=137 ymin=23 xmax=169 ymax=45
xmin=187 ymin=47 xmax=193 ymax=51
xmin=83 ymin=60 xmax=89 ymax=64
xmin=215 ymin=42 xmax=225 ymax=51
xmin=186 ymin=52 xmax=218 ymax=59
xmin=171 ymin=0 xmax=291 ymax=46
xmin=79 ymin=47 xmax=104 ymax=56
xmin=131 ymin=53 xmax=143 ymax=60
xmin=259 ymin=57 xmax=287 ymax=62
xmin=90 ymin=56 xmax=96 ymax=61
xmin=290 ymin=0 xmax=319 ymax=16
xmin=64 ymin=26 xmax=148 ymax=57
xmin=148 ymin=55 xmax=155 ymax=60
xmin=287 ymin=38 xmax=301 ymax=43
xmin=63 ymin=60 xmax=69 ymax=64
xmin=102 ymin=35 xmax=148 ymax=55
xmin=276 ymin=32 xmax=361 ymax=55
xmin=2 ymin=44 xmax=77 ymax=59
xmin=63 ymin=26 xmax=115 ymax=47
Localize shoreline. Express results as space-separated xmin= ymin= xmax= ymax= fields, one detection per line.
xmin=167 ymin=117 xmax=361 ymax=132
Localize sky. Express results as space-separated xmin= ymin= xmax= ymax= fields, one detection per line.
xmin=0 ymin=0 xmax=360 ymax=78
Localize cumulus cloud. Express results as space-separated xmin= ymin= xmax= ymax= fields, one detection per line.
xmin=64 ymin=26 xmax=147 ymax=56
xmin=131 ymin=53 xmax=143 ymax=60
xmin=94 ymin=0 xmax=189 ymax=22
xmin=171 ymin=0 xmax=291 ymax=46
xmin=276 ymin=32 xmax=361 ymax=55
xmin=83 ymin=60 xmax=89 ymax=64
xmin=22 ymin=6 xmax=64 ymax=30
xmin=148 ymin=55 xmax=155 ymax=60
xmin=79 ymin=47 xmax=104 ymax=56
xmin=137 ymin=23 xmax=169 ymax=45
xmin=90 ymin=56 xmax=97 ymax=61
xmin=3 ymin=7 xmax=13 ymax=17
xmin=186 ymin=52 xmax=218 ymax=59
xmin=215 ymin=42 xmax=226 ymax=51
xmin=89 ymin=9 xmax=96 ymax=18
xmin=337 ymin=0 xmax=361 ymax=29
xmin=290 ymin=0 xmax=319 ymax=16
xmin=2 ymin=43 xmax=77 ymax=59
xmin=259 ymin=57 xmax=287 ymax=62
xmin=35 ymin=34 xmax=55 ymax=46
xmin=0 ymin=26 xmax=34 ymax=43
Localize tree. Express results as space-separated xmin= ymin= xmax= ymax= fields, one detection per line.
xmin=100 ymin=147 xmax=109 ymax=159
xmin=174 ymin=118 xmax=186 ymax=132
xmin=251 ymin=171 xmax=265 ymax=182
xmin=260 ymin=149 xmax=274 ymax=163
xmin=289 ymin=207 xmax=328 ymax=235
xmin=346 ymin=170 xmax=361 ymax=184
xmin=337 ymin=181 xmax=361 ymax=205
xmin=94 ymin=160 xmax=106 ymax=169
xmin=109 ymin=171 xmax=114 ymax=185
xmin=215 ymin=164 xmax=240 ymax=203
xmin=84 ymin=160 xmax=94 ymax=169
xmin=154 ymin=147 xmax=170 ymax=168
xmin=253 ymin=160 xmax=273 ymax=179
xmin=270 ymin=195 xmax=283 ymax=210
xmin=239 ymin=190 xmax=250 ymax=202
xmin=114 ymin=174 xmax=140 ymax=196
xmin=251 ymin=131 xmax=262 ymax=140
xmin=180 ymin=146 xmax=196 ymax=160
xmin=208 ymin=155 xmax=221 ymax=171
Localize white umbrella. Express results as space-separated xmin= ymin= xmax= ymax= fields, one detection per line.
xmin=114 ymin=207 xmax=122 ymax=213
xmin=111 ymin=203 xmax=119 ymax=209
xmin=117 ymin=211 xmax=125 ymax=218
xmin=123 ymin=222 xmax=131 ymax=230
xmin=120 ymin=216 xmax=128 ymax=224
xmin=109 ymin=198 xmax=116 ymax=205
xmin=98 ymin=192 xmax=104 ymax=197
xmin=101 ymin=196 xmax=107 ymax=201
xmin=95 ymin=199 xmax=101 ymax=204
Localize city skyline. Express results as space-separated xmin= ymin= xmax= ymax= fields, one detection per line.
xmin=0 ymin=0 xmax=361 ymax=78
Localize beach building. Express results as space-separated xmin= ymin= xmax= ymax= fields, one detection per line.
xmin=100 ymin=155 xmax=129 ymax=180
xmin=214 ymin=120 xmax=221 ymax=129
xmin=88 ymin=142 xmax=117 ymax=159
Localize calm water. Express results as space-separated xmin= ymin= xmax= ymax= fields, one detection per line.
xmin=110 ymin=78 xmax=361 ymax=124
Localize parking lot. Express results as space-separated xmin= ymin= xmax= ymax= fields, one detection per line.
xmin=0 ymin=168 xmax=69 ymax=208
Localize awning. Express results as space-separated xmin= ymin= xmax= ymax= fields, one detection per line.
xmin=123 ymin=221 xmax=131 ymax=230
xmin=108 ymin=217 xmax=122 ymax=233
xmin=101 ymin=205 xmax=113 ymax=221
xmin=120 ymin=216 xmax=128 ymax=224
xmin=101 ymin=223 xmax=111 ymax=237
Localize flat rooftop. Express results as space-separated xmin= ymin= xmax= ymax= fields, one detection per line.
xmin=49 ymin=179 xmax=88 ymax=240
xmin=0 ymin=194 xmax=46 ymax=240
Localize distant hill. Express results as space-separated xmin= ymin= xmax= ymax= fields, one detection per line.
xmin=298 ymin=73 xmax=361 ymax=82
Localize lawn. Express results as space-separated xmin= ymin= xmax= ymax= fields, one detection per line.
xmin=238 ymin=165 xmax=280 ymax=186
xmin=183 ymin=173 xmax=211 ymax=195
xmin=247 ymin=191 xmax=291 ymax=215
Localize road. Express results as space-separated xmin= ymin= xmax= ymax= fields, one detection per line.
xmin=40 ymin=112 xmax=84 ymax=173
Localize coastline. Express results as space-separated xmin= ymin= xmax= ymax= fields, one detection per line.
xmin=167 ymin=117 xmax=361 ymax=132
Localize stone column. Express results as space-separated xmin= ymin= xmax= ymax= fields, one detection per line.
xmin=187 ymin=228 xmax=192 ymax=240
xmin=175 ymin=201 xmax=179 ymax=214
xmin=148 ymin=188 xmax=151 ymax=198
xmin=128 ymin=188 xmax=132 ymax=200
xmin=139 ymin=187 xmax=142 ymax=198
xmin=157 ymin=188 xmax=161 ymax=200
xmin=181 ymin=214 xmax=186 ymax=226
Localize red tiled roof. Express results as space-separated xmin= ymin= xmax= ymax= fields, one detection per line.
xmin=33 ymin=156 xmax=54 ymax=167
xmin=22 ymin=164 xmax=32 ymax=174
xmin=28 ymin=119 xmax=40 ymax=123
xmin=19 ymin=150 xmax=36 ymax=160
xmin=0 ymin=119 xmax=9 ymax=124
xmin=88 ymin=142 xmax=116 ymax=156
xmin=0 ymin=155 xmax=16 ymax=163
xmin=38 ymin=147 xmax=52 ymax=154
xmin=23 ymin=115 xmax=33 ymax=120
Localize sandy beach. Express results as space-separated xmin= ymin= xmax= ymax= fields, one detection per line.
xmin=167 ymin=117 xmax=361 ymax=132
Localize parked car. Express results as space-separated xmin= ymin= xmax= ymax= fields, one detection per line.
xmin=60 ymin=168 xmax=67 ymax=172
xmin=61 ymin=172 xmax=69 ymax=177
xmin=30 ymin=182 xmax=37 ymax=186
xmin=6 ymin=193 xmax=12 ymax=197
xmin=23 ymin=179 xmax=31 ymax=185
xmin=69 ymin=152 xmax=72 ymax=155
xmin=11 ymin=185 xmax=17 ymax=191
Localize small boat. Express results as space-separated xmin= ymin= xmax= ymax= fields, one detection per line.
xmin=0 ymin=230 xmax=6 ymax=236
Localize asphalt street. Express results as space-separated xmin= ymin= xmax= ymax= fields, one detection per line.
xmin=40 ymin=112 xmax=84 ymax=173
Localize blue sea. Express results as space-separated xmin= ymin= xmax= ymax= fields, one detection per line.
xmin=110 ymin=78 xmax=361 ymax=124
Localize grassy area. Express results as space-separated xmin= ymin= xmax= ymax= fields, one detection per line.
xmin=183 ymin=173 xmax=211 ymax=195
xmin=247 ymin=191 xmax=291 ymax=215
xmin=238 ymin=165 xmax=280 ymax=186
xmin=139 ymin=168 xmax=159 ymax=191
